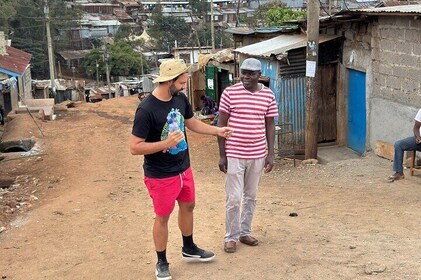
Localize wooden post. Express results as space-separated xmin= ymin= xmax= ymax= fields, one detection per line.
xmin=44 ymin=0 xmax=56 ymax=95
xmin=305 ymin=0 xmax=320 ymax=159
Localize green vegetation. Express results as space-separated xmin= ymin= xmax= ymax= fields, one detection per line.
xmin=266 ymin=7 xmax=306 ymax=26
xmin=82 ymin=41 xmax=148 ymax=79
xmin=148 ymin=3 xmax=191 ymax=51
xmin=250 ymin=0 xmax=306 ymax=27
xmin=148 ymin=1 xmax=232 ymax=51
xmin=0 ymin=0 xmax=82 ymax=78
xmin=189 ymin=0 xmax=208 ymax=20
xmin=115 ymin=24 xmax=133 ymax=42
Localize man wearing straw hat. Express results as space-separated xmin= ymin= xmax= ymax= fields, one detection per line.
xmin=130 ymin=59 xmax=232 ymax=280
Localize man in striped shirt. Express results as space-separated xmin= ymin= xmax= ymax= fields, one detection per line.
xmin=217 ymin=58 xmax=279 ymax=253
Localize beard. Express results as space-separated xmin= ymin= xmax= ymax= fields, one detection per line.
xmin=169 ymin=85 xmax=179 ymax=96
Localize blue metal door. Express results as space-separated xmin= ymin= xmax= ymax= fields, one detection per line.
xmin=347 ymin=69 xmax=366 ymax=154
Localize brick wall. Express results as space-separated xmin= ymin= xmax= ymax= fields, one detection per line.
xmin=337 ymin=16 xmax=421 ymax=150
xmin=372 ymin=16 xmax=421 ymax=106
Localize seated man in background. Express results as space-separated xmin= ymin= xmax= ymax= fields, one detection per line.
xmin=389 ymin=108 xmax=421 ymax=182
xmin=200 ymin=95 xmax=217 ymax=115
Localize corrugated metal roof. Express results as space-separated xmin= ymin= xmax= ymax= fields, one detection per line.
xmin=0 ymin=46 xmax=32 ymax=75
xmin=234 ymin=34 xmax=342 ymax=58
xmin=58 ymin=50 xmax=91 ymax=61
xmin=355 ymin=4 xmax=421 ymax=14
xmin=113 ymin=9 xmax=134 ymax=20
xmin=255 ymin=26 xmax=298 ymax=33
xmin=225 ymin=26 xmax=299 ymax=35
xmin=225 ymin=27 xmax=256 ymax=35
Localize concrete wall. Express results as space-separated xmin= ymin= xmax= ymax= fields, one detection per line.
xmin=371 ymin=98 xmax=419 ymax=145
xmin=21 ymin=67 xmax=32 ymax=100
xmin=339 ymin=16 xmax=421 ymax=150
xmin=370 ymin=16 xmax=421 ymax=148
xmin=21 ymin=98 xmax=55 ymax=120
xmin=339 ymin=20 xmax=374 ymax=150
xmin=371 ymin=16 xmax=421 ymax=105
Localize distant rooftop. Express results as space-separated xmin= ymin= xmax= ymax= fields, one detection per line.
xmin=225 ymin=26 xmax=298 ymax=35
xmin=0 ymin=46 xmax=32 ymax=76
xmin=354 ymin=3 xmax=421 ymax=14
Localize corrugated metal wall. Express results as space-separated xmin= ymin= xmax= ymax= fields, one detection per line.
xmin=241 ymin=56 xmax=306 ymax=149
xmin=279 ymin=49 xmax=306 ymax=77
xmin=276 ymin=76 xmax=306 ymax=150
xmin=259 ymin=59 xmax=279 ymax=96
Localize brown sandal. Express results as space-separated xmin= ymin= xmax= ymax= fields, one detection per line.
xmin=239 ymin=236 xmax=258 ymax=246
xmin=224 ymin=241 xmax=237 ymax=253
xmin=388 ymin=172 xmax=405 ymax=182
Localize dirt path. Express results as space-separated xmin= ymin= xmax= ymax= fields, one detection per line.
xmin=1 ymin=95 xmax=421 ymax=280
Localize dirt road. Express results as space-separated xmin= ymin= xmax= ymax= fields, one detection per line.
xmin=1 ymin=95 xmax=421 ymax=280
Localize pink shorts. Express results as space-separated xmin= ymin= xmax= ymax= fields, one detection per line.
xmin=144 ymin=167 xmax=195 ymax=217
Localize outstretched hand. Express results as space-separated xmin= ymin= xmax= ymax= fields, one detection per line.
xmin=217 ymin=127 xmax=233 ymax=138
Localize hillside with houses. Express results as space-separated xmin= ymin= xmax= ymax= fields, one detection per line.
xmin=1 ymin=1 xmax=421 ymax=279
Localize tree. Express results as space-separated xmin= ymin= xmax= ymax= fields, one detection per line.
xmin=0 ymin=0 xmax=17 ymax=34
xmin=82 ymin=41 xmax=148 ymax=79
xmin=115 ymin=24 xmax=133 ymax=42
xmin=249 ymin=0 xmax=305 ymax=27
xmin=108 ymin=41 xmax=147 ymax=77
xmin=82 ymin=48 xmax=104 ymax=81
xmin=48 ymin=0 xmax=83 ymax=52
xmin=8 ymin=0 xmax=47 ymax=78
xmin=195 ymin=22 xmax=232 ymax=49
xmin=189 ymin=0 xmax=208 ymax=21
xmin=2 ymin=0 xmax=82 ymax=78
xmin=265 ymin=7 xmax=306 ymax=26
xmin=149 ymin=3 xmax=191 ymax=51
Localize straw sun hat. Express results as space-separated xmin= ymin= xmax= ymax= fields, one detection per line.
xmin=153 ymin=59 xmax=191 ymax=83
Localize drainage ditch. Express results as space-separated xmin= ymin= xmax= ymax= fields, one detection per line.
xmin=0 ymin=139 xmax=35 ymax=153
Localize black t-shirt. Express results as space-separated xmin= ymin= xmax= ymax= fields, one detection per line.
xmin=132 ymin=92 xmax=194 ymax=178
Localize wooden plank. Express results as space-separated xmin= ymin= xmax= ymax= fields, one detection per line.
xmin=374 ymin=140 xmax=394 ymax=160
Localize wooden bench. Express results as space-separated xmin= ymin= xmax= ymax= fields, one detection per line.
xmin=410 ymin=150 xmax=421 ymax=176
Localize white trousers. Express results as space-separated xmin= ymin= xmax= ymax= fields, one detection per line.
xmin=224 ymin=157 xmax=265 ymax=242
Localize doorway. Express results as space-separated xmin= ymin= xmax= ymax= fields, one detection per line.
xmin=347 ymin=69 xmax=366 ymax=154
xmin=317 ymin=63 xmax=337 ymax=144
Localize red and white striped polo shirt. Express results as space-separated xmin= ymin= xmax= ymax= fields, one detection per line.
xmin=219 ymin=82 xmax=278 ymax=159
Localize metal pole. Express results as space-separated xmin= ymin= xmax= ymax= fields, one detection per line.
xmin=305 ymin=0 xmax=320 ymax=159
xmin=44 ymin=0 xmax=56 ymax=96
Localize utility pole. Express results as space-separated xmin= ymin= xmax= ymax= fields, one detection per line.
xmin=104 ymin=46 xmax=112 ymax=99
xmin=236 ymin=0 xmax=241 ymax=27
xmin=210 ymin=0 xmax=215 ymax=51
xmin=189 ymin=12 xmax=202 ymax=53
xmin=96 ymin=60 xmax=99 ymax=86
xmin=328 ymin=0 xmax=332 ymax=16
xmin=44 ymin=0 xmax=56 ymax=96
xmin=305 ymin=0 xmax=320 ymax=159
xmin=140 ymin=53 xmax=144 ymax=76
